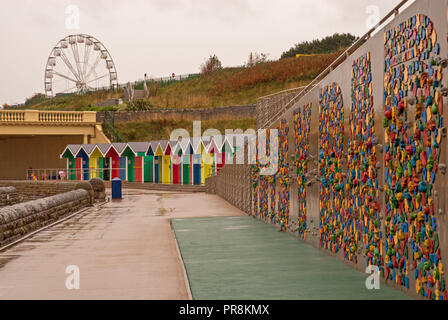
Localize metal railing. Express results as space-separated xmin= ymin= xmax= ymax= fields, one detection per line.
xmin=26 ymin=168 xmax=126 ymax=181
xmin=260 ymin=0 xmax=411 ymax=128
xmin=26 ymin=166 xmax=217 ymax=184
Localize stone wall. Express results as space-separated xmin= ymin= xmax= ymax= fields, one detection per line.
xmin=96 ymin=104 xmax=256 ymax=123
xmin=0 ymin=189 xmax=90 ymax=247
xmin=0 ymin=181 xmax=95 ymax=204
xmin=0 ymin=187 xmax=21 ymax=208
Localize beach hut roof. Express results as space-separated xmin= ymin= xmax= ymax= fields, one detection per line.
xmin=96 ymin=144 xmax=111 ymax=155
xmin=150 ymin=140 xmax=160 ymax=150
xmin=191 ymin=137 xmax=203 ymax=153
xmin=206 ymin=138 xmax=220 ymax=153
xmin=110 ymin=143 xmax=128 ymax=155
xmin=158 ymin=140 xmax=169 ymax=153
xmin=128 ymin=142 xmax=150 ymax=154
xmin=80 ymin=144 xmax=97 ymax=156
xmin=168 ymin=140 xmax=181 ymax=154
xmin=178 ymin=138 xmax=193 ymax=154
xmin=60 ymin=144 xmax=81 ymax=158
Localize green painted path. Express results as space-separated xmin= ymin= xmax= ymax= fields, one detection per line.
xmin=172 ymin=216 xmax=412 ymax=300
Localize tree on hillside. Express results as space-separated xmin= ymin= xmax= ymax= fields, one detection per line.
xmin=200 ymin=54 xmax=222 ymax=77
xmin=246 ymin=52 xmax=270 ymax=67
xmin=281 ymin=33 xmax=359 ymax=59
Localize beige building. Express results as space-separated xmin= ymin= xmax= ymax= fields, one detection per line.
xmin=0 ymin=110 xmax=109 ymax=180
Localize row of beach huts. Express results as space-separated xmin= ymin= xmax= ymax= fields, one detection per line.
xmin=59 ymin=135 xmax=247 ymax=185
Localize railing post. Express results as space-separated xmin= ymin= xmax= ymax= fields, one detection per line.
xmin=25 ymin=110 xmax=39 ymax=122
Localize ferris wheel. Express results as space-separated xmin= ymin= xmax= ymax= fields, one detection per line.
xmin=44 ymin=34 xmax=118 ymax=97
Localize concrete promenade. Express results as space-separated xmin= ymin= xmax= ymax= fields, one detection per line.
xmin=0 ymin=190 xmax=243 ymax=299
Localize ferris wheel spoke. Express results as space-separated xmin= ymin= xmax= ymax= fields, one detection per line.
xmin=71 ymin=42 xmax=83 ymax=81
xmin=86 ymin=73 xmax=109 ymax=84
xmin=52 ymin=71 xmax=78 ymax=83
xmin=59 ymin=51 xmax=81 ymax=81
xmin=82 ymin=42 xmax=92 ymax=81
xmin=59 ymin=85 xmax=78 ymax=94
xmin=85 ymin=52 xmax=102 ymax=82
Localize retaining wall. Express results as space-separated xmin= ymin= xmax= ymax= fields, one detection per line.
xmin=0 ymin=187 xmax=21 ymax=208
xmin=0 ymin=189 xmax=90 ymax=247
xmin=96 ymin=104 xmax=256 ymax=123
xmin=0 ymin=181 xmax=95 ymax=203
xmin=207 ymin=0 xmax=448 ymax=300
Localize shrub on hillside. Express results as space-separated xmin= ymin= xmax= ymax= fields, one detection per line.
xmin=213 ymin=50 xmax=342 ymax=94
xmin=126 ymin=99 xmax=154 ymax=111
xmin=281 ymin=33 xmax=358 ymax=59
xmin=200 ymin=54 xmax=222 ymax=77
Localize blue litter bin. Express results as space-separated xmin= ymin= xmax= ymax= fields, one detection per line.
xmin=111 ymin=178 xmax=122 ymax=199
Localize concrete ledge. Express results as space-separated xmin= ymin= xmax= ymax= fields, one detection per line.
xmin=104 ymin=181 xmax=205 ymax=193
xmin=0 ymin=189 xmax=90 ymax=247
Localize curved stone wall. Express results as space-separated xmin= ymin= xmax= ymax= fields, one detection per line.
xmin=0 ymin=189 xmax=90 ymax=247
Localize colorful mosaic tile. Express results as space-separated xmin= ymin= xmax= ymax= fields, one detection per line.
xmin=384 ymin=14 xmax=447 ymax=300
xmin=344 ymin=52 xmax=381 ymax=266
xmin=277 ymin=119 xmax=290 ymax=231
xmin=294 ymin=104 xmax=311 ymax=239
xmin=319 ymin=83 xmax=344 ymax=253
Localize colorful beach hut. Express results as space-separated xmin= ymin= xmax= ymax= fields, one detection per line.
xmin=160 ymin=141 xmax=171 ymax=185
xmin=121 ymin=144 xmax=136 ymax=182
xmin=180 ymin=139 xmax=193 ymax=185
xmin=60 ymin=145 xmax=81 ymax=181
xmin=205 ymin=137 xmax=221 ymax=179
xmin=97 ymin=144 xmax=111 ymax=181
xmin=219 ymin=136 xmax=233 ymax=170
xmin=75 ymin=147 xmax=90 ymax=181
xmin=191 ymin=138 xmax=202 ymax=185
xmin=145 ymin=143 xmax=156 ymax=183
xmin=170 ymin=141 xmax=182 ymax=185
xmin=83 ymin=144 xmax=99 ymax=179
xmin=153 ymin=141 xmax=163 ymax=184
xmin=128 ymin=142 xmax=150 ymax=183
xmin=105 ymin=143 xmax=127 ymax=180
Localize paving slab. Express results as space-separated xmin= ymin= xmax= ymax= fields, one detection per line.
xmin=172 ymin=216 xmax=412 ymax=300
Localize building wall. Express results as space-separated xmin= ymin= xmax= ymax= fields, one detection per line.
xmin=0 ymin=135 xmax=84 ymax=180
xmin=208 ymin=0 xmax=448 ymax=300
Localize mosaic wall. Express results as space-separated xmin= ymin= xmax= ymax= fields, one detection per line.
xmin=228 ymin=3 xmax=448 ymax=300
xmin=277 ymin=119 xmax=290 ymax=231
xmin=256 ymin=129 xmax=274 ymax=221
xmin=345 ymin=53 xmax=381 ymax=266
xmin=384 ymin=14 xmax=447 ymax=300
xmin=251 ymin=163 xmax=259 ymax=217
xmin=294 ymin=104 xmax=311 ymax=239
xmin=318 ymin=83 xmax=345 ymax=253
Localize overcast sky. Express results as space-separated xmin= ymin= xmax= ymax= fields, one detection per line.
xmin=0 ymin=0 xmax=410 ymax=105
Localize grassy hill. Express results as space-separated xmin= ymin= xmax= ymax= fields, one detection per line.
xmin=26 ymin=50 xmax=342 ymax=111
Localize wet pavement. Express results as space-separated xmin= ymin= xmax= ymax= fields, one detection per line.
xmin=173 ymin=217 xmax=412 ymax=300
xmin=0 ymin=189 xmax=245 ymax=300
